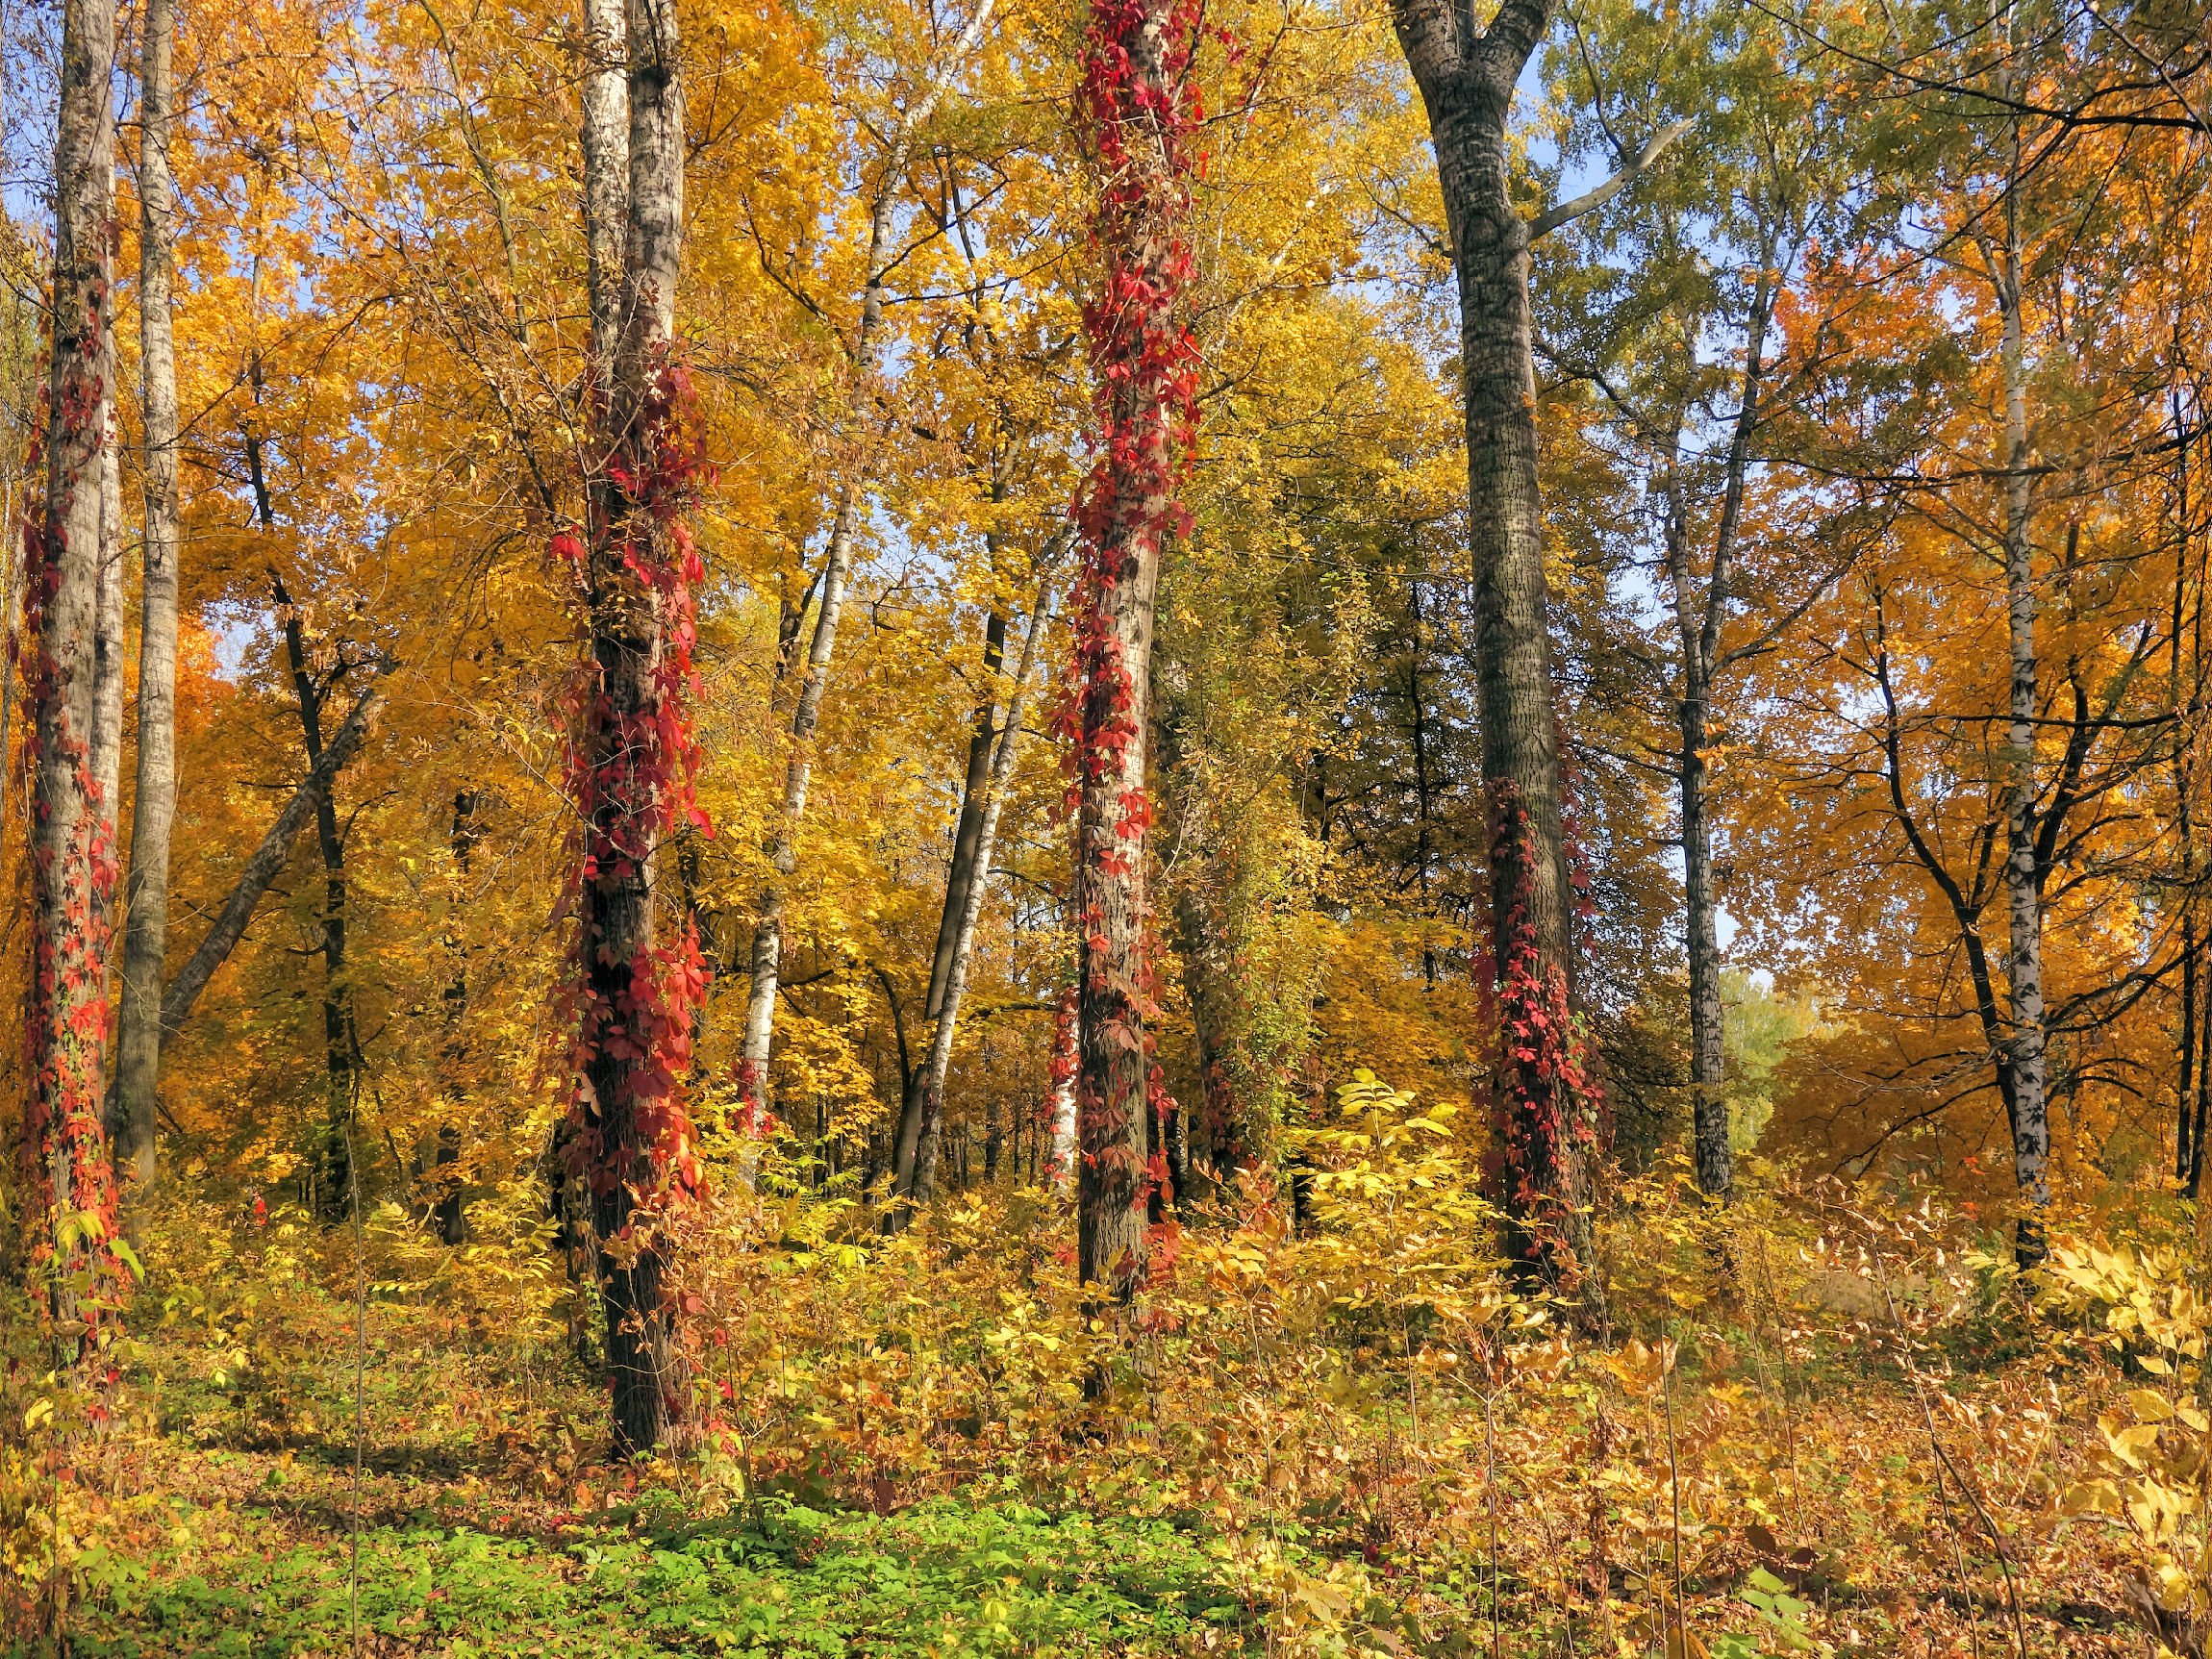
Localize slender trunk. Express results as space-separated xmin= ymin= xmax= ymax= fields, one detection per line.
xmin=1390 ymin=0 xmax=1603 ymax=1320
xmin=910 ymin=577 xmax=1050 ymax=1204
xmin=88 ymin=387 xmax=124 ymax=940
xmin=28 ymin=0 xmax=122 ymax=1353
xmin=113 ymin=0 xmax=181 ymax=1185
xmin=890 ymin=607 xmax=1007 ymax=1198
xmin=1677 ymin=273 xmax=1771 ymax=1202
xmin=930 ymin=610 xmax=1006 ymax=1018
xmin=1046 ymin=985 xmax=1078 ymax=1190
xmin=1407 ymin=581 xmax=1438 ymax=989
xmin=580 ymin=0 xmax=627 ymax=384
xmin=272 ymin=583 xmax=363 ymax=1225
xmin=1070 ymin=0 xmax=1198 ymax=1305
xmin=2173 ymin=372 xmax=2197 ymax=1185
xmin=738 ymin=0 xmax=997 ymax=1163
xmin=570 ymin=0 xmax=701 ymax=1456
xmin=2182 ymin=922 xmax=2199 ymax=1182
xmin=430 ymin=790 xmax=480 ymax=1244
xmin=1997 ymin=156 xmax=2049 ymax=1269
xmin=2193 ymin=966 xmax=2212 ymax=1199
xmin=1678 ymin=643 xmax=1726 ymax=1195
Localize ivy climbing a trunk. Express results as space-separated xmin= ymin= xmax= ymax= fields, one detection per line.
xmin=1065 ymin=0 xmax=1202 ymax=1307
xmin=561 ymin=0 xmax=710 ymax=1457
xmin=1387 ymin=0 xmax=1642 ymax=1323
xmin=25 ymin=0 xmax=122 ymax=1356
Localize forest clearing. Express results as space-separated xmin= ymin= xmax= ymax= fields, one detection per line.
xmin=0 ymin=0 xmax=2208 ymax=1652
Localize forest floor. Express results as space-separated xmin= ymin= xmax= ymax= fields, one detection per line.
xmin=0 ymin=1174 xmax=2187 ymax=1657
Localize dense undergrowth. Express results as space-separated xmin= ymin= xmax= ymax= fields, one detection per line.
xmin=0 ymin=1073 xmax=2198 ymax=1655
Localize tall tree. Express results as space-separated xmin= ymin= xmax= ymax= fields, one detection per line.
xmin=26 ymin=0 xmax=122 ymax=1352
xmin=566 ymin=0 xmax=707 ymax=1455
xmin=112 ymin=0 xmax=183 ymax=1185
xmin=1388 ymin=0 xmax=1676 ymax=1310
xmin=1067 ymin=0 xmax=1202 ymax=1306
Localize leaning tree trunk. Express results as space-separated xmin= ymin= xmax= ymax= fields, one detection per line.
xmin=112 ymin=0 xmax=182 ymax=1187
xmin=566 ymin=0 xmax=707 ymax=1456
xmin=27 ymin=0 xmax=122 ymax=1357
xmin=910 ymin=576 xmax=1052 ymax=1203
xmin=1996 ymin=154 xmax=2049 ymax=1269
xmin=889 ymin=605 xmax=1006 ymax=1202
xmin=1068 ymin=0 xmax=1200 ymax=1307
xmin=1389 ymin=0 xmax=1604 ymax=1321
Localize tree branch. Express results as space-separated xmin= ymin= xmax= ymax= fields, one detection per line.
xmin=1529 ymin=118 xmax=1693 ymax=241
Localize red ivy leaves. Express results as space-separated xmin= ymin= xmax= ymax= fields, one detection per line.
xmin=1060 ymin=0 xmax=1204 ymax=1241
xmin=16 ymin=307 xmax=124 ymax=1340
xmin=1487 ymin=789 xmax=1602 ymax=1283
xmin=556 ymin=353 xmax=715 ymax=1214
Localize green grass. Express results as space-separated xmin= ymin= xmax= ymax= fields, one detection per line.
xmin=57 ymin=1496 xmax=1269 ymax=1656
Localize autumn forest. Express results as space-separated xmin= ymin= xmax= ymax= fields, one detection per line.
xmin=1 ymin=0 xmax=2210 ymax=1653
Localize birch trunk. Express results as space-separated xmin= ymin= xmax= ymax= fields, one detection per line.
xmin=30 ymin=0 xmax=121 ymax=1351
xmin=89 ymin=393 xmax=124 ymax=940
xmin=889 ymin=606 xmax=1006 ymax=1199
xmin=1997 ymin=171 xmax=2049 ymax=1268
xmin=580 ymin=0 xmax=627 ymax=381
xmin=576 ymin=0 xmax=691 ymax=1455
xmin=113 ymin=0 xmax=181 ymax=1185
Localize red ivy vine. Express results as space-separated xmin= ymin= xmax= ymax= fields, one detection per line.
xmin=16 ymin=303 xmax=124 ymax=1345
xmin=1055 ymin=0 xmax=1204 ymax=1231
xmin=1487 ymin=788 xmax=1601 ymax=1284
xmin=553 ymin=352 xmax=714 ymax=1219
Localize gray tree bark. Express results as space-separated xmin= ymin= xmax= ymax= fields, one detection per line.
xmin=1388 ymin=0 xmax=1604 ymax=1320
xmin=112 ymin=0 xmax=182 ymax=1186
xmin=155 ymin=683 xmax=385 ymax=1038
xmin=89 ymin=389 xmax=124 ymax=939
xmin=887 ymin=605 xmax=1006 ymax=1203
xmin=270 ymin=578 xmax=364 ymax=1226
xmin=580 ymin=0 xmax=628 ymax=381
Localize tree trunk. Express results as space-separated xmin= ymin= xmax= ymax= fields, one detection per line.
xmin=1389 ymin=0 xmax=1603 ymax=1320
xmin=429 ymin=789 xmax=480 ymax=1244
xmin=112 ymin=0 xmax=181 ymax=1186
xmin=88 ymin=389 xmax=124 ymax=941
xmin=889 ymin=606 xmax=1007 ymax=1201
xmin=911 ymin=576 xmax=1050 ymax=1204
xmin=569 ymin=0 xmax=703 ymax=1456
xmin=1672 ymin=269 xmax=1772 ymax=1204
xmin=737 ymin=0 xmax=997 ymax=1167
xmin=580 ymin=0 xmax=628 ymax=384
xmin=1069 ymin=0 xmax=1199 ymax=1306
xmin=270 ymin=582 xmax=364 ymax=1225
xmin=28 ymin=0 xmax=122 ymax=1355
xmin=1996 ymin=159 xmax=2049 ymax=1269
